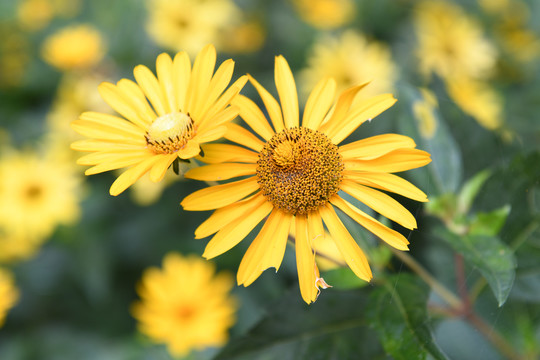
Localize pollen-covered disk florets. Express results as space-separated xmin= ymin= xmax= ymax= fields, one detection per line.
xmin=256 ymin=127 xmax=344 ymax=215
xmin=145 ymin=112 xmax=195 ymax=154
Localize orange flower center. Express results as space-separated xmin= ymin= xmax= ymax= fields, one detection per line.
xmin=145 ymin=112 xmax=195 ymax=154
xmin=256 ymin=127 xmax=344 ymax=215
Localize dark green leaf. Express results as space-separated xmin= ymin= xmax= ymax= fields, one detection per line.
xmin=457 ymin=170 xmax=492 ymax=214
xmin=172 ymin=158 xmax=180 ymax=175
xmin=434 ymin=227 xmax=516 ymax=306
xmin=214 ymin=289 xmax=383 ymax=360
xmin=367 ymin=274 xmax=449 ymax=360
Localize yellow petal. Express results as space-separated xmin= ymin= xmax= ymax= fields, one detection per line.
xmin=319 ymin=83 xmax=369 ymax=132
xmin=224 ymin=123 xmax=265 ymax=152
xmin=330 ymin=196 xmax=409 ymax=250
xmin=71 ymin=119 xmax=144 ymax=144
xmin=237 ymin=209 xmax=291 ymax=286
xmin=71 ymin=139 xmax=142 ymax=152
xmin=185 ymin=163 xmax=257 ymax=181
xmin=110 ymin=156 xmax=162 ymax=196
xmin=84 ymin=155 xmax=150 ymax=175
xmin=149 ymin=154 xmax=176 ymax=182
xmin=77 ymin=149 xmax=150 ymax=165
xmin=319 ymin=204 xmax=372 ymax=281
xmin=193 ymin=125 xmax=227 ymax=144
xmin=302 ymin=77 xmax=336 ymax=130
xmin=97 ymin=82 xmax=154 ymax=129
xmin=133 ymin=64 xmax=167 ymax=117
xmin=155 ymin=53 xmax=176 ymax=114
xmin=198 ymin=106 xmax=238 ymax=134
xmin=195 ymin=194 xmax=265 ymax=239
xmin=115 ymin=79 xmax=157 ymax=125
xmin=202 ymin=200 xmax=273 ymax=259
xmin=340 ymin=179 xmax=417 ymax=229
xmin=249 ymin=74 xmax=284 ymax=133
xmin=201 ymin=75 xmax=248 ymax=125
xmin=186 ymin=44 xmax=216 ymax=119
xmin=172 ymin=51 xmax=191 ymax=111
xmin=198 ymin=59 xmax=234 ymax=119
xmin=339 ymin=134 xmax=416 ymax=160
xmin=344 ymin=149 xmax=432 ymax=173
xmin=177 ymin=140 xmax=200 ymax=159
xmin=275 ymin=56 xmax=299 ymax=129
xmin=295 ymin=215 xmax=318 ymax=304
xmin=78 ymin=112 xmax=145 ymax=137
xmin=232 ymin=95 xmax=274 ymax=141
xmin=181 ymin=177 xmax=259 ymax=210
xmin=344 ymin=172 xmax=428 ymax=202
xmin=198 ymin=144 xmax=259 ymax=164
xmin=328 ymin=94 xmax=397 ymax=144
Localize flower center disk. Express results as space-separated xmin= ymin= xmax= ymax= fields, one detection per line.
xmin=256 ymin=127 xmax=344 ymax=215
xmin=145 ymin=112 xmax=195 ymax=154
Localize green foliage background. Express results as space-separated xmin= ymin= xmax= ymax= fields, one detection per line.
xmin=1 ymin=0 xmax=539 ymax=359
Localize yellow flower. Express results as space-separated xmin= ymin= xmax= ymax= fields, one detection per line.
xmin=131 ymin=253 xmax=237 ymax=357
xmin=412 ymin=88 xmax=438 ymax=139
xmin=446 ymin=76 xmax=503 ymax=130
xmin=0 ymin=149 xmax=82 ymax=242
xmin=0 ymin=227 xmax=44 ymax=263
xmin=145 ymin=0 xmax=241 ymax=56
xmin=414 ymin=1 xmax=497 ymax=80
xmin=41 ymin=24 xmax=106 ymax=71
xmin=219 ymin=20 xmax=266 ymax=54
xmin=0 ymin=23 xmax=30 ymax=89
xmin=0 ymin=268 xmax=19 ymax=328
xmin=292 ymin=0 xmax=355 ymax=29
xmin=17 ymin=0 xmax=55 ymax=31
xmin=181 ymin=56 xmax=431 ymax=304
xmin=71 ymin=45 xmax=247 ymax=196
xmin=300 ymin=30 xmax=397 ymax=102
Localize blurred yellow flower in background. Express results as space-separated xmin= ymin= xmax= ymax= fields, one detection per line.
xmin=446 ymin=77 xmax=503 ymax=130
xmin=292 ymin=0 xmax=355 ymax=29
xmin=0 ymin=149 xmax=82 ymax=243
xmin=300 ymin=31 xmax=397 ymax=102
xmin=71 ymin=45 xmax=247 ymax=196
xmin=412 ymin=88 xmax=438 ymax=139
xmin=0 ymin=268 xmax=19 ymax=328
xmin=0 ymin=23 xmax=30 ymax=89
xmin=414 ymin=0 xmax=497 ymax=80
xmin=16 ymin=0 xmax=55 ymax=32
xmin=145 ymin=0 xmax=242 ymax=56
xmin=0 ymin=228 xmax=43 ymax=263
xmin=219 ymin=20 xmax=266 ymax=54
xmin=41 ymin=24 xmax=106 ymax=71
xmin=181 ymin=56 xmax=431 ymax=304
xmin=131 ymin=253 xmax=237 ymax=357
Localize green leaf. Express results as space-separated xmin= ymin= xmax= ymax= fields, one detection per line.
xmin=457 ymin=170 xmax=492 ymax=214
xmin=469 ymin=205 xmax=511 ymax=237
xmin=367 ymin=274 xmax=449 ymax=360
xmin=434 ymin=227 xmax=516 ymax=306
xmin=214 ymin=289 xmax=384 ymax=360
xmin=397 ymin=85 xmax=463 ymax=195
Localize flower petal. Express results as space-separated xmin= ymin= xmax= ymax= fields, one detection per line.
xmin=201 ymin=75 xmax=248 ymax=125
xmin=340 ymin=179 xmax=417 ymax=229
xmin=97 ymin=82 xmax=154 ymax=129
xmin=330 ymin=196 xmax=410 ymax=250
xmin=198 ymin=58 xmax=234 ymax=119
xmin=78 ymin=112 xmax=145 ymax=137
xmin=232 ymin=95 xmax=274 ymax=141
xmin=248 ymin=74 xmax=285 ymax=133
xmin=194 ymin=194 xmax=264 ymax=239
xmin=115 ymin=79 xmax=157 ymax=125
xmin=181 ymin=177 xmax=259 ymax=210
xmin=339 ymin=134 xmax=416 ymax=160
xmin=149 ymin=154 xmax=176 ymax=182
xmin=77 ymin=149 xmax=150 ymax=165
xmin=237 ymin=209 xmax=291 ymax=286
xmin=202 ymin=200 xmax=273 ymax=259
xmin=224 ymin=123 xmax=265 ymax=152
xmin=319 ymin=204 xmax=372 ymax=281
xmin=155 ymin=53 xmax=176 ymax=114
xmin=193 ymin=125 xmax=227 ymax=144
xmin=172 ymin=51 xmax=191 ymax=111
xmin=198 ymin=144 xmax=259 ymax=164
xmin=302 ymin=77 xmax=336 ymax=130
xmin=186 ymin=44 xmax=216 ymax=120
xmin=185 ymin=163 xmax=257 ymax=181
xmin=344 ymin=149 xmax=432 ymax=173
xmin=319 ymin=83 xmax=369 ymax=132
xmin=177 ymin=140 xmax=201 ymax=159
xmin=133 ymin=64 xmax=168 ymax=117
xmin=110 ymin=155 xmax=163 ymax=196
xmin=295 ymin=215 xmax=319 ymax=304
xmin=344 ymin=172 xmax=428 ymax=202
xmin=84 ymin=154 xmax=151 ymax=175
xmin=275 ymin=56 xmax=299 ymax=129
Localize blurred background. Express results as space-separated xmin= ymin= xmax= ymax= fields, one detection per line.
xmin=0 ymin=0 xmax=539 ymax=359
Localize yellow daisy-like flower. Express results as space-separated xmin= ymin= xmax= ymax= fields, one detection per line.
xmin=41 ymin=24 xmax=106 ymax=71
xmin=414 ymin=0 xmax=497 ymax=80
xmin=131 ymin=253 xmax=237 ymax=357
xmin=145 ymin=0 xmax=241 ymax=56
xmin=292 ymin=0 xmax=355 ymax=30
xmin=300 ymin=30 xmax=397 ymax=102
xmin=0 ymin=268 xmax=19 ymax=328
xmin=71 ymin=45 xmax=248 ymax=196
xmin=0 ymin=149 xmax=82 ymax=242
xmin=181 ymin=56 xmax=431 ymax=304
